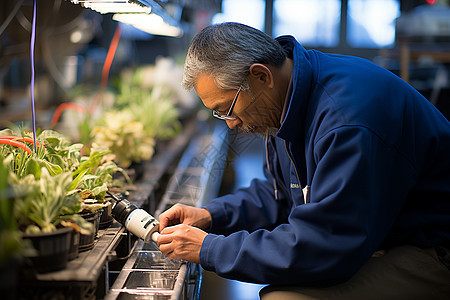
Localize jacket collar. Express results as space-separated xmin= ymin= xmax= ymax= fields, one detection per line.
xmin=275 ymin=35 xmax=315 ymax=143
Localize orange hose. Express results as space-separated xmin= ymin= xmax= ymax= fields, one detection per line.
xmin=0 ymin=135 xmax=43 ymax=147
xmin=90 ymin=24 xmax=122 ymax=114
xmin=50 ymin=102 xmax=87 ymax=127
xmin=0 ymin=139 xmax=32 ymax=154
xmin=50 ymin=25 xmax=122 ymax=127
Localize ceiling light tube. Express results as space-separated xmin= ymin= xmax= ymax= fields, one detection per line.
xmin=112 ymin=13 xmax=183 ymax=37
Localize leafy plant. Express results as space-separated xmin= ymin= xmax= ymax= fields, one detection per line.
xmin=0 ymin=124 xmax=136 ymax=239
xmin=0 ymin=129 xmax=53 ymax=178
xmin=91 ymin=110 xmax=156 ymax=168
xmin=0 ymin=157 xmax=23 ymax=264
xmin=11 ymin=168 xmax=92 ymax=234
xmin=71 ymin=147 xmax=129 ymax=201
xmin=38 ymin=129 xmax=83 ymax=173
xmin=128 ymin=85 xmax=181 ymax=140
xmin=0 ymin=128 xmax=96 ymax=235
xmin=91 ymin=71 xmax=181 ymax=168
xmin=0 ymin=129 xmax=80 ymax=179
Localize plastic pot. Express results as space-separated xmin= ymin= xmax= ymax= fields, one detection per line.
xmin=68 ymin=229 xmax=80 ymax=260
xmin=99 ymin=201 xmax=113 ymax=229
xmin=22 ymin=227 xmax=72 ymax=273
xmin=78 ymin=209 xmax=102 ymax=252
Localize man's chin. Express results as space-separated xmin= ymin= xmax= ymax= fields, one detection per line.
xmin=265 ymin=127 xmax=279 ymax=136
xmin=240 ymin=125 xmax=278 ymax=136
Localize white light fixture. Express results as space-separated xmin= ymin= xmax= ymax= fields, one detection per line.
xmin=113 ymin=13 xmax=183 ymax=37
xmin=69 ymin=0 xmax=152 ymax=14
xmin=69 ymin=0 xmax=184 ymax=38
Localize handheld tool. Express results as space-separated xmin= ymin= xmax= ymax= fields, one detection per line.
xmin=107 ymin=191 xmax=160 ymax=243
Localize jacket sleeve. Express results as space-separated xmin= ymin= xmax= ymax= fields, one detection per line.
xmin=200 ymin=126 xmax=417 ymax=286
xmin=203 ymin=158 xmax=292 ymax=236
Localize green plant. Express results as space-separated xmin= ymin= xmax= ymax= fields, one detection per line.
xmin=11 ymin=168 xmax=92 ymax=234
xmin=0 ymin=129 xmax=80 ymax=179
xmin=0 ymin=157 xmax=23 ymax=264
xmin=91 ymin=110 xmax=156 ymax=168
xmin=0 ymin=128 xmax=93 ymax=235
xmin=0 ymin=128 xmax=93 ymax=234
xmin=128 ymin=85 xmax=181 ymax=140
xmin=114 ymin=69 xmax=181 ymax=140
xmin=1 ymin=126 xmax=128 ymax=216
xmin=70 ymin=147 xmax=130 ymax=204
xmin=0 ymin=126 xmax=133 ymax=237
xmin=91 ymin=75 xmax=181 ymax=168
xmin=38 ymin=129 xmax=83 ymax=173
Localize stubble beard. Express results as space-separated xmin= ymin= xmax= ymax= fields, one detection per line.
xmin=237 ymin=89 xmax=282 ymax=136
xmin=240 ymin=124 xmax=279 ymax=137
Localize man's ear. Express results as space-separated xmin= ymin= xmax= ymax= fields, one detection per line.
xmin=249 ymin=63 xmax=274 ymax=89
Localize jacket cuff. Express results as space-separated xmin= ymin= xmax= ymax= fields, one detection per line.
xmin=203 ymin=201 xmax=229 ymax=231
xmin=199 ymin=233 xmax=223 ymax=272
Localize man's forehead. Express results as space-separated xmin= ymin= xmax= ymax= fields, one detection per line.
xmin=194 ymin=74 xmax=223 ymax=104
xmin=195 ymin=74 xmax=217 ymax=92
xmin=194 ymin=73 xmax=232 ymax=112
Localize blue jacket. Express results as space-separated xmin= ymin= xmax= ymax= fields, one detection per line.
xmin=200 ymin=36 xmax=450 ymax=286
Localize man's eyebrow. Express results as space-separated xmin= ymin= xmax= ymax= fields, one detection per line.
xmin=212 ymin=100 xmax=228 ymax=112
xmin=212 ymin=104 xmax=222 ymax=112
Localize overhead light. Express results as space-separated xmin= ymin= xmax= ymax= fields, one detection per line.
xmin=113 ymin=13 xmax=183 ymax=37
xmin=69 ymin=0 xmax=183 ymax=38
xmin=69 ymin=0 xmax=152 ymax=14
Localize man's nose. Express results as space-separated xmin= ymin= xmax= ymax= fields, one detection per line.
xmin=225 ymin=118 xmax=242 ymax=129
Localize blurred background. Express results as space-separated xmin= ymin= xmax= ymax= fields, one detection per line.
xmin=1 ymin=0 xmax=449 ymax=125
xmin=1 ymin=1 xmax=449 ymax=299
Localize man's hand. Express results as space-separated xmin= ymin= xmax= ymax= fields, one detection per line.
xmin=157 ymin=224 xmax=207 ymax=264
xmin=158 ymin=203 xmax=212 ymax=232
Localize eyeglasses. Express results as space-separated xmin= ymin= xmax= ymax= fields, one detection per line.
xmin=212 ymin=87 xmax=241 ymax=121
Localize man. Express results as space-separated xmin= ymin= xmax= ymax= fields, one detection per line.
xmin=156 ymin=22 xmax=450 ymax=299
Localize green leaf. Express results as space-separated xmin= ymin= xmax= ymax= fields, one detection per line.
xmin=69 ymin=168 xmax=89 ymax=191
xmin=25 ymin=158 xmax=41 ymax=178
xmin=92 ymin=183 xmax=108 ymax=199
xmin=37 ymin=158 xmax=64 ymax=176
xmin=56 ymin=214 xmax=94 ymax=235
xmin=59 ymin=192 xmax=82 ymax=215
xmin=72 ymin=150 xmax=110 ymax=178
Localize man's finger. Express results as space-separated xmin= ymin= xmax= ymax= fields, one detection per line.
xmin=160 ymin=225 xmax=177 ymax=235
xmin=158 ymin=216 xmax=170 ymax=231
xmin=157 ymin=225 xmax=179 ymax=247
xmin=158 ymin=205 xmax=183 ymax=230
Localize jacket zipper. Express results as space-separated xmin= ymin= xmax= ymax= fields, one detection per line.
xmin=265 ymin=135 xmax=279 ymax=200
xmin=284 ymin=140 xmax=305 ymax=204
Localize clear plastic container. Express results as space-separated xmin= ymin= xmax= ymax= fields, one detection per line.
xmin=123 ymin=271 xmax=179 ymax=290
xmin=131 ymin=251 xmax=183 ymax=270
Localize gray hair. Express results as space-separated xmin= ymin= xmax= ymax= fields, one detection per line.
xmin=182 ymin=22 xmax=287 ymax=92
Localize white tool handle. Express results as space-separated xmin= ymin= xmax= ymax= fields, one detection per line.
xmin=151 ymin=231 xmax=160 ymax=243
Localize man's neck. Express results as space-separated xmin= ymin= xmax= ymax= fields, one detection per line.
xmin=278 ymin=58 xmax=294 ymax=125
xmin=280 ymin=58 xmax=293 ymax=95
